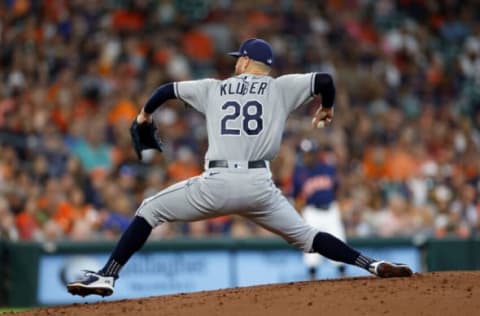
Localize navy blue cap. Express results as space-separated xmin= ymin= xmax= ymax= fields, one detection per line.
xmin=228 ymin=38 xmax=274 ymax=66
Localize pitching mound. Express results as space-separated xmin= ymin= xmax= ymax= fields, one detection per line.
xmin=10 ymin=271 xmax=480 ymax=316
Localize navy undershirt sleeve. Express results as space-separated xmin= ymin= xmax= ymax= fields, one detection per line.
xmin=313 ymin=73 xmax=335 ymax=108
xmin=143 ymin=83 xmax=176 ymax=114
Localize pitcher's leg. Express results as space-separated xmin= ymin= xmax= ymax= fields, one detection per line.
xmin=104 ymin=179 xmax=212 ymax=274
xmin=248 ymin=193 xmax=413 ymax=278
xmin=136 ymin=178 xmax=212 ymax=226
xmin=248 ymin=196 xmax=362 ymax=264
xmin=247 ymin=195 xmax=363 ymax=264
xmin=68 ymin=178 xmax=214 ymax=297
xmin=247 ymin=194 xmax=319 ymax=252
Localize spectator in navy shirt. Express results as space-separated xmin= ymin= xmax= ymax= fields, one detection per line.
xmin=292 ymin=139 xmax=347 ymax=280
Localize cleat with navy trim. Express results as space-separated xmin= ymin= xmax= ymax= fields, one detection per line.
xmin=368 ymin=261 xmax=413 ymax=278
xmin=67 ymin=270 xmax=115 ymax=297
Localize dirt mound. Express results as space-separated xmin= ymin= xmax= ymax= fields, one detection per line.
xmin=9 ymin=271 xmax=480 ymax=316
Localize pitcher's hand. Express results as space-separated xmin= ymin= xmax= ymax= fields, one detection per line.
xmin=312 ymin=106 xmax=334 ymax=129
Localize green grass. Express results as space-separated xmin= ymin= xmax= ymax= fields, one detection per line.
xmin=0 ymin=308 xmax=30 ymax=314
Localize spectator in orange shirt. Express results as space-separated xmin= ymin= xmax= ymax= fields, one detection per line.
xmin=384 ymin=144 xmax=416 ymax=181
xmin=108 ymin=98 xmax=138 ymax=125
xmin=53 ymin=186 xmax=99 ymax=236
xmin=182 ymin=27 xmax=214 ymax=62
xmin=15 ymin=197 xmax=41 ymax=241
xmin=362 ymin=143 xmax=389 ymax=180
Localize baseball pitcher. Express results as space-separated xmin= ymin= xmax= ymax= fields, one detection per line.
xmin=68 ymin=38 xmax=412 ymax=297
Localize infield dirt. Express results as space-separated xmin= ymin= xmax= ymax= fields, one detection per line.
xmin=8 ymin=271 xmax=480 ymax=316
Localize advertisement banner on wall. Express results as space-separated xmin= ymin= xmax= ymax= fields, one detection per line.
xmin=37 ymin=251 xmax=231 ymax=305
xmin=235 ymin=247 xmax=422 ymax=286
xmin=37 ymin=247 xmax=421 ymax=305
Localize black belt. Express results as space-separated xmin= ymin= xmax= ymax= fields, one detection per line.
xmin=208 ymin=160 xmax=267 ymax=169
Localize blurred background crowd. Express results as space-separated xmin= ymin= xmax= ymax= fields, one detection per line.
xmin=0 ymin=0 xmax=479 ymax=242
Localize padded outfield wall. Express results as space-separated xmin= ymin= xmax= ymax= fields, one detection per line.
xmin=0 ymin=237 xmax=479 ymax=307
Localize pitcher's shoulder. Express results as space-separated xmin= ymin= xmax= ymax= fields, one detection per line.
xmin=274 ymin=73 xmax=315 ymax=81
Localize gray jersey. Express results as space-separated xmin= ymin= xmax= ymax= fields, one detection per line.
xmin=174 ymin=73 xmax=315 ymax=161
xmin=137 ymin=72 xmax=320 ymax=255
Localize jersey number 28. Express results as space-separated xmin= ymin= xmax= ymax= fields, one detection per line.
xmin=221 ymin=101 xmax=263 ymax=135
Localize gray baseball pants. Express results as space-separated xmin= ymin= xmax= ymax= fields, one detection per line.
xmin=136 ymin=161 xmax=319 ymax=252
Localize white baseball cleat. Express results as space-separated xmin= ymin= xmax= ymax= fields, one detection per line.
xmin=67 ymin=270 xmax=115 ymax=297
xmin=368 ymin=261 xmax=413 ymax=278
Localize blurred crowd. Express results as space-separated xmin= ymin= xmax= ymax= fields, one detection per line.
xmin=1 ymin=0 xmax=479 ymax=242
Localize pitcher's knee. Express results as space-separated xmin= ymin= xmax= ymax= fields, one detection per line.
xmin=286 ymin=228 xmax=319 ymax=253
xmin=135 ymin=201 xmax=164 ymax=228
